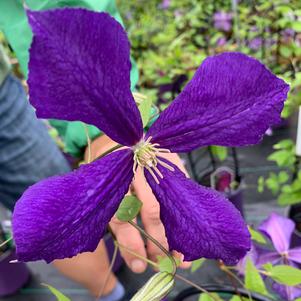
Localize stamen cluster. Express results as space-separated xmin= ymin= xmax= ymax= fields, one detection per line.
xmin=133 ymin=137 xmax=174 ymax=184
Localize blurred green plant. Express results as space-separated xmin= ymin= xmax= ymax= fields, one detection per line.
xmin=257 ymin=139 xmax=301 ymax=206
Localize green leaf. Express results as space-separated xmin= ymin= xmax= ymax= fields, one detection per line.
xmin=292 ymin=21 xmax=301 ymax=32
xmin=248 ymin=226 xmax=267 ymax=244
xmin=257 ymin=176 xmax=265 ymax=193
xmin=157 ymin=256 xmax=180 ymax=273
xmin=267 ymin=265 xmax=301 ymax=286
xmin=116 ymin=196 xmax=142 ymax=222
xmin=191 ymin=258 xmax=205 ymax=273
xmin=138 ymin=97 xmax=153 ymax=127
xmin=245 ymin=259 xmax=269 ymax=296
xmin=278 ymin=171 xmax=289 ymax=184
xmin=279 ymin=45 xmax=293 ymax=58
xmin=268 ymin=150 xmax=294 ymax=167
xmin=265 ymin=173 xmax=280 ymax=195
xmin=211 ymin=146 xmax=228 ymax=161
xmin=278 ymin=189 xmax=301 ymax=206
xmin=273 ymin=139 xmax=293 ymax=150
xmin=42 ymin=284 xmax=71 ymax=301
xmin=262 ymin=263 xmax=273 ymax=272
xmin=198 ymin=293 xmax=222 ymax=301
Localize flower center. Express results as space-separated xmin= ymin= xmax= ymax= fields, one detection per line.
xmin=132 ymin=136 xmax=174 ymax=184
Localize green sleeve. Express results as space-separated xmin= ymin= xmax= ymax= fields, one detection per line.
xmin=0 ymin=0 xmax=139 ymax=158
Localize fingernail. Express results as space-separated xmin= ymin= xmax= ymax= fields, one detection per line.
xmin=181 ymin=261 xmax=192 ymax=269
xmin=131 ymin=259 xmax=145 ymax=273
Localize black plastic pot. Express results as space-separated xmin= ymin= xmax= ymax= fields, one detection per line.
xmin=287 ymin=204 xmax=301 ymax=248
xmin=210 ymin=167 xmax=244 ymax=217
xmin=172 ymin=284 xmax=273 ymax=301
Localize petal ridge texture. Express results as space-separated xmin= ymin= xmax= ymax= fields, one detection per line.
xmin=12 ymin=149 xmax=134 ymax=263
xmin=145 ymin=158 xmax=251 ymax=264
xmin=27 ymin=8 xmax=143 ymax=146
xmin=146 ymin=52 xmax=289 ymax=152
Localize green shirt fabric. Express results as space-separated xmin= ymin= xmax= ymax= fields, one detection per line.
xmin=0 ymin=0 xmax=139 ymax=157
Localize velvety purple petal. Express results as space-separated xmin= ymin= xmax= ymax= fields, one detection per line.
xmin=146 ymin=52 xmax=289 ymax=152
xmin=145 ymin=158 xmax=250 ymax=265
xmin=272 ymin=282 xmax=301 ymax=300
xmin=27 ymin=8 xmax=143 ymax=146
xmin=259 ymin=213 xmax=294 ymax=254
xmin=288 ymin=247 xmax=301 ymax=264
xmin=236 ymin=245 xmax=259 ymax=275
xmin=12 ymin=149 xmax=134 ymax=263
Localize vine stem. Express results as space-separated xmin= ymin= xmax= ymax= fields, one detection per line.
xmin=113 ymin=239 xmax=220 ymax=301
xmin=83 ymin=124 xmax=92 ymax=163
xmin=175 ymin=274 xmax=221 ymax=301
xmin=220 ymin=263 xmax=253 ymax=301
xmin=128 ymin=220 xmax=177 ymax=276
xmin=96 ymin=242 xmax=118 ymax=300
xmin=0 ymin=237 xmax=12 ymax=248
xmin=93 ymin=144 xmax=123 ymax=162
xmin=117 ymin=242 xmax=159 ymax=269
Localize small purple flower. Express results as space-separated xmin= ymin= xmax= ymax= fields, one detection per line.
xmin=282 ymin=28 xmax=295 ymax=42
xmin=213 ymin=11 xmax=233 ymax=32
xmin=174 ymin=9 xmax=183 ymax=18
xmin=216 ymin=37 xmax=227 ymax=47
xmin=249 ymin=37 xmax=262 ymax=51
xmin=258 ymin=213 xmax=301 ymax=300
xmin=12 ymin=8 xmax=289 ymax=265
xmin=158 ymin=0 xmax=170 ymax=10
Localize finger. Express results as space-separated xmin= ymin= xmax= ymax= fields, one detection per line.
xmin=134 ymin=152 xmax=190 ymax=265
xmin=110 ymin=216 xmax=147 ymax=274
xmin=133 ymin=168 xmax=168 ymax=263
xmin=172 ymin=251 xmax=192 ymax=269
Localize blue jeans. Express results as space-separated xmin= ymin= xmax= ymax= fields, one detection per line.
xmin=0 ymin=75 xmax=70 ymax=210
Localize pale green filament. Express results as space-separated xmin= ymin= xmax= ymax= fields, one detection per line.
xmin=133 ymin=136 xmax=174 ymax=184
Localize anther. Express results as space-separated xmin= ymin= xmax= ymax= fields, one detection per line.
xmin=132 ymin=137 xmax=173 ymax=184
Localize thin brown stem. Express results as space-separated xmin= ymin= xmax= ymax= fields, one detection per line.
xmin=175 ymin=274 xmax=220 ymax=301
xmin=93 ymin=144 xmax=123 ymax=162
xmin=117 ymin=242 xmax=159 ymax=268
xmin=0 ymin=237 xmax=12 ymax=248
xmin=83 ymin=124 xmax=92 ymax=163
xmin=128 ymin=220 xmax=177 ymax=275
xmin=220 ymin=263 xmax=253 ymax=301
xmin=96 ymin=242 xmax=118 ymax=300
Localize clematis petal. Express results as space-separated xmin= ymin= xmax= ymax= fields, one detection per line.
xmin=12 ymin=149 xmax=134 ymax=263
xmin=288 ymin=247 xmax=301 ymax=264
xmin=256 ymin=250 xmax=281 ymax=266
xmin=146 ymin=52 xmax=289 ymax=152
xmin=27 ymin=8 xmax=143 ymax=146
xmin=272 ymin=283 xmax=301 ymax=301
xmin=145 ymin=158 xmax=250 ymax=265
xmin=258 ymin=213 xmax=294 ymax=254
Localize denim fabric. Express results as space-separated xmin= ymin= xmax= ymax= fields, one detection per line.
xmin=0 ymin=75 xmax=71 ymax=210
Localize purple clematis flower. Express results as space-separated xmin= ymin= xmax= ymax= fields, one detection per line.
xmin=13 ymin=8 xmax=289 ymax=265
xmin=258 ymin=213 xmax=301 ymax=300
xmin=258 ymin=213 xmax=301 ymax=265
xmin=213 ymin=11 xmax=233 ymax=32
xmin=249 ymin=37 xmax=263 ymax=51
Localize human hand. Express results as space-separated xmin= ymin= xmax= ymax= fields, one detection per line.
xmin=85 ymin=134 xmax=191 ymax=273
